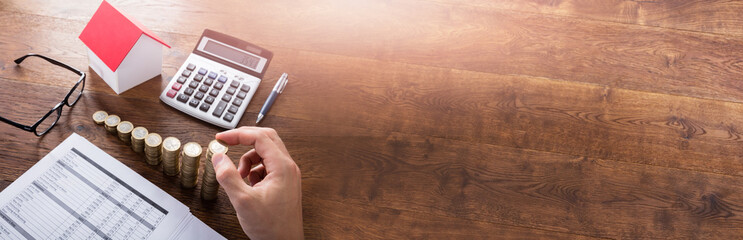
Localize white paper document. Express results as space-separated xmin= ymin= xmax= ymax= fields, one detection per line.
xmin=0 ymin=133 xmax=226 ymax=240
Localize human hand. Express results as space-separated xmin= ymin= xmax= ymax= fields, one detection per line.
xmin=212 ymin=127 xmax=304 ymax=239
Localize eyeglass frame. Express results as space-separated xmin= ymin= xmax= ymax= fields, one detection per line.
xmin=0 ymin=54 xmax=86 ymax=136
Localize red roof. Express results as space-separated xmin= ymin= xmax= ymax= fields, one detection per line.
xmin=78 ymin=0 xmax=170 ymax=72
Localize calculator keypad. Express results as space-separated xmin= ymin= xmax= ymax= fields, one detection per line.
xmin=188 ymin=81 xmax=198 ymax=89
xmin=213 ymin=101 xmax=227 ymax=117
xmin=199 ymin=103 xmax=210 ymax=112
xmin=177 ymin=94 xmax=188 ymax=103
xmin=166 ymin=89 xmax=177 ymax=98
xmin=223 ymin=113 xmax=234 ymax=122
xmin=166 ymin=62 xmax=254 ymax=124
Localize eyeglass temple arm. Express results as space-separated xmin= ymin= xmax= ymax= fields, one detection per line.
xmin=0 ymin=115 xmax=32 ymax=132
xmin=14 ymin=54 xmax=85 ymax=77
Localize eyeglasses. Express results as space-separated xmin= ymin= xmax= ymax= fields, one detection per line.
xmin=0 ymin=54 xmax=86 ymax=136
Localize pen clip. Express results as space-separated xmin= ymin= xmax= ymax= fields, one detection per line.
xmin=277 ymin=73 xmax=288 ymax=94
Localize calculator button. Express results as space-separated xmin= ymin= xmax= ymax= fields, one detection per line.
xmin=208 ymin=72 xmax=218 ymax=79
xmin=223 ymin=113 xmax=234 ymax=122
xmin=232 ymin=98 xmax=243 ymax=106
xmin=187 ymin=63 xmax=196 ymax=71
xmin=189 ymin=98 xmax=199 ymax=107
xmin=240 ymin=85 xmax=250 ymax=92
xmin=194 ymin=74 xmax=203 ymax=82
xmin=177 ymin=76 xmax=187 ymax=84
xmin=198 ymin=68 xmax=207 ymax=75
xmin=236 ymin=91 xmax=247 ymax=99
xmin=214 ymin=82 xmax=224 ymax=90
xmin=205 ymin=96 xmax=215 ymax=104
xmin=198 ymin=85 xmax=209 ymax=92
xmin=218 ymin=76 xmax=228 ymax=83
xmin=209 ymin=89 xmax=219 ymax=97
xmin=212 ymin=101 xmax=228 ymax=117
xmin=188 ymin=81 xmax=198 ymax=88
xmin=182 ymin=70 xmax=192 ymax=77
xmin=177 ymin=94 xmax=189 ymax=103
xmin=227 ymin=105 xmax=238 ymax=114
xmin=184 ymin=88 xmax=195 ymax=96
xmin=226 ymin=87 xmax=236 ymax=95
xmin=194 ymin=91 xmax=205 ymax=100
xmin=199 ymin=103 xmax=210 ymax=112
xmin=222 ymin=94 xmax=232 ymax=102
xmin=166 ymin=89 xmax=177 ymax=98
xmin=204 ymin=78 xmax=214 ymax=86
xmin=230 ymin=81 xmax=240 ymax=88
xmin=171 ymin=83 xmax=182 ymax=91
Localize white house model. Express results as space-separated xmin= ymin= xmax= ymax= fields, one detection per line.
xmin=78 ymin=0 xmax=170 ymax=94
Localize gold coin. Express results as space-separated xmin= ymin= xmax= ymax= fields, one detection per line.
xmin=145 ymin=133 xmax=162 ymax=146
xmin=117 ymin=121 xmax=133 ymax=133
xmin=183 ymin=142 xmax=202 ymax=157
xmin=208 ymin=140 xmax=228 ymax=154
xmin=104 ymin=115 xmax=120 ymax=126
xmin=162 ymin=137 xmax=181 ymax=151
xmin=132 ymin=127 xmax=148 ymax=139
xmin=92 ymin=111 xmax=108 ymax=124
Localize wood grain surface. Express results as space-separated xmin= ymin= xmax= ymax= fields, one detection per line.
xmin=1 ymin=0 xmax=742 ymax=239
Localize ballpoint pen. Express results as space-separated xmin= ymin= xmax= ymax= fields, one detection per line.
xmin=256 ymin=73 xmax=288 ymax=124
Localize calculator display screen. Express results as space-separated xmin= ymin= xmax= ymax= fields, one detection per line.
xmin=203 ymin=40 xmax=261 ymax=70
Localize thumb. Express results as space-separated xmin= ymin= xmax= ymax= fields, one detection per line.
xmin=212 ymin=153 xmax=249 ymax=198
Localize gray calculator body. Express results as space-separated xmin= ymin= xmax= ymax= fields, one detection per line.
xmin=159 ymin=29 xmax=273 ymax=129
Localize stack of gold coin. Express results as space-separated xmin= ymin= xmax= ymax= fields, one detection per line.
xmin=201 ymin=140 xmax=228 ymax=200
xmin=161 ymin=137 xmax=181 ymax=176
xmin=130 ymin=127 xmax=148 ymax=153
xmin=104 ymin=115 xmax=120 ymax=134
xmin=92 ymin=111 xmax=108 ymax=125
xmin=144 ymin=133 xmax=162 ymax=165
xmin=180 ymin=142 xmax=202 ymax=188
xmin=116 ymin=121 xmax=134 ymax=144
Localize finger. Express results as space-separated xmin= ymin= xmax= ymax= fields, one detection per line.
xmin=258 ymin=127 xmax=290 ymax=156
xmin=248 ymin=164 xmax=267 ymax=186
xmin=217 ymin=127 xmax=289 ymax=154
xmin=216 ymin=127 xmax=291 ymax=171
xmin=216 ymin=127 xmax=280 ymax=155
xmin=237 ymin=149 xmax=261 ymax=178
xmin=216 ymin=127 xmax=270 ymax=145
xmin=212 ymin=153 xmax=250 ymax=199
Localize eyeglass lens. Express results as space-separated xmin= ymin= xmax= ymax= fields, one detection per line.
xmin=66 ymin=80 xmax=85 ymax=106
xmin=35 ymin=108 xmax=61 ymax=136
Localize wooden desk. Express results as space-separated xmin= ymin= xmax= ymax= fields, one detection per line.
xmin=2 ymin=0 xmax=743 ymax=239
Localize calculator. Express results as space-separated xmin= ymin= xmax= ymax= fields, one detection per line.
xmin=160 ymin=29 xmax=273 ymax=129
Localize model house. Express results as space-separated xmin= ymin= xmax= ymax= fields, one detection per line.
xmin=78 ymin=0 xmax=170 ymax=94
